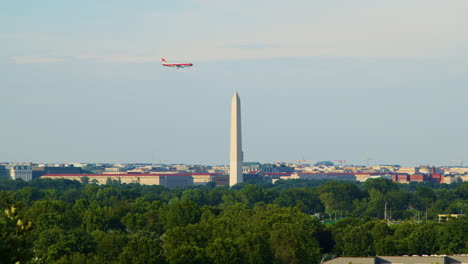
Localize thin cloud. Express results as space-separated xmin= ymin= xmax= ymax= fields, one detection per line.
xmin=230 ymin=43 xmax=282 ymax=50
xmin=9 ymin=56 xmax=63 ymax=64
xmin=75 ymin=55 xmax=160 ymax=63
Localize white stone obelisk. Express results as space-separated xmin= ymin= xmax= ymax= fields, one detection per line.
xmin=230 ymin=92 xmax=243 ymax=186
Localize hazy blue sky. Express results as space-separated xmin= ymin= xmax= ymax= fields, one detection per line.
xmin=1 ymin=1 xmax=468 ymax=166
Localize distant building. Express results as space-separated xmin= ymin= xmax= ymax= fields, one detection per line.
xmin=149 ymin=166 xmax=173 ymax=172
xmin=158 ymin=174 xmax=194 ymax=188
xmin=243 ymin=172 xmax=266 ymax=182
xmin=314 ymin=161 xmax=334 ymax=166
xmin=212 ymin=175 xmax=229 ymax=186
xmin=409 ymin=174 xmax=428 ymax=182
xmin=325 ymin=256 xmax=468 ymax=264
xmin=397 ymin=167 xmax=417 ymax=175
xmin=438 ymin=214 xmax=465 ymax=223
xmin=10 ymin=165 xmax=32 ymax=181
xmin=243 ymin=162 xmax=262 ymax=173
xmin=243 ymin=162 xmax=294 ymax=173
xmin=445 ymin=167 xmax=468 ymax=175
xmin=32 ymin=166 xmax=82 ymax=179
xmin=287 ymin=172 xmax=357 ymax=181
xmin=192 ymin=174 xmax=221 ymax=185
xmin=459 ymin=175 xmax=468 ymax=182
xmin=443 ymin=175 xmax=460 ymax=184
xmin=0 ymin=165 xmax=10 ymax=179
xmin=355 ymin=173 xmax=392 ymax=182
xmin=41 ymin=173 xmax=201 ymax=188
xmin=391 ymin=173 xmax=410 ymax=183
xmin=208 ymin=166 xmax=230 ymax=174
xmin=103 ymin=167 xmax=127 ymax=173
xmin=102 ymin=171 xmax=129 ymax=175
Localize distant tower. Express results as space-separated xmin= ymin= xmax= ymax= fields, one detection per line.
xmin=230 ymin=92 xmax=243 ymax=186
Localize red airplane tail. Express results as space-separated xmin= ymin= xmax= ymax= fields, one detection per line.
xmin=161 ymin=58 xmax=168 ymax=63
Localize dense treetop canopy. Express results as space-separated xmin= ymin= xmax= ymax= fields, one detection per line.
xmin=0 ymin=178 xmax=466 ymax=264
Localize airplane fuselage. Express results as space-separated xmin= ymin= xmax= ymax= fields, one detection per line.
xmin=162 ymin=63 xmax=193 ymax=68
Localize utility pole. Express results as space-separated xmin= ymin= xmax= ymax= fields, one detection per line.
xmin=384 ymin=200 xmax=387 ymax=221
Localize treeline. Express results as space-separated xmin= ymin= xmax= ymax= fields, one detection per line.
xmin=0 ymin=178 xmax=467 ymax=264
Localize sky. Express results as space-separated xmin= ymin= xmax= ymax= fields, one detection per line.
xmin=1 ymin=0 xmax=468 ymax=166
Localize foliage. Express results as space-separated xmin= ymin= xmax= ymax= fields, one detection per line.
xmin=0 ymin=205 xmax=33 ymax=264
xmin=0 ymin=178 xmax=466 ymax=263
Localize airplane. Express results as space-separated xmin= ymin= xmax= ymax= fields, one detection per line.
xmin=161 ymin=58 xmax=193 ymax=68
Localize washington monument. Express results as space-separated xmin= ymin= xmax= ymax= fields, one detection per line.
xmin=230 ymin=92 xmax=243 ymax=186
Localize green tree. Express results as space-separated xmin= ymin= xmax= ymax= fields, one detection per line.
xmin=0 ymin=205 xmax=33 ymax=264
xmin=237 ymin=232 xmax=273 ymax=264
xmin=407 ymin=222 xmax=438 ymax=255
xmin=368 ymin=221 xmax=393 ymax=255
xmin=181 ymin=189 xmax=206 ymax=206
xmin=206 ymin=238 xmax=245 ymax=264
xmin=239 ymin=184 xmax=269 ymax=207
xmin=55 ymin=252 xmax=92 ymax=264
xmin=14 ymin=187 xmax=42 ymax=204
xmin=26 ymin=200 xmax=75 ymax=231
xmin=414 ymin=186 xmax=436 ymax=211
xmin=34 ymin=227 xmax=96 ymax=263
xmin=91 ymin=230 xmax=128 ymax=263
xmin=437 ymin=217 xmax=468 ymax=254
xmin=318 ymin=181 xmax=362 ymax=213
xmin=362 ymin=188 xmax=386 ymax=218
xmin=163 ymin=224 xmax=210 ymax=264
xmin=455 ymin=182 xmax=468 ymax=199
xmin=335 ymin=225 xmax=375 ymax=257
xmin=363 ymin=178 xmax=398 ymax=194
xmin=205 ymin=187 xmax=224 ymax=206
xmin=269 ymin=222 xmax=320 ymax=264
xmin=119 ymin=232 xmax=166 ymax=264
xmin=121 ymin=212 xmax=147 ymax=232
xmin=82 ymin=204 xmax=112 ymax=232
xmin=274 ymin=188 xmax=323 ymax=214
xmin=165 ymin=200 xmax=201 ymax=229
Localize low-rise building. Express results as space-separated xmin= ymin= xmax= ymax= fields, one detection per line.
xmin=212 ymin=175 xmax=229 ymax=186
xmin=41 ymin=173 xmax=204 ymax=188
xmin=32 ymin=166 xmax=82 ymax=179
xmin=392 ymin=173 xmax=410 ymax=183
xmin=409 ymin=174 xmax=427 ymax=182
xmin=443 ymin=175 xmax=460 ymax=184
xmin=324 ymin=256 xmax=468 ymax=264
xmin=397 ymin=167 xmax=417 ymax=175
xmin=10 ymin=165 xmax=32 ymax=181
xmin=288 ymin=172 xmax=357 ymax=181
xmin=459 ymin=175 xmax=468 ymax=182
xmin=0 ymin=165 xmax=10 ymax=179
xmin=445 ymin=167 xmax=468 ymax=175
